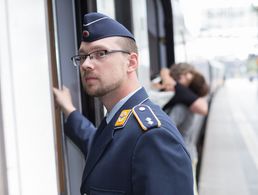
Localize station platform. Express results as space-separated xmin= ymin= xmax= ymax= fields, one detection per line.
xmin=198 ymin=78 xmax=258 ymax=195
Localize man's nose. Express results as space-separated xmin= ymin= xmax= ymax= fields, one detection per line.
xmin=80 ymin=57 xmax=94 ymax=70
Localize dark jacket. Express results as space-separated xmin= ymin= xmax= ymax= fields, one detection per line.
xmin=65 ymin=87 xmax=193 ymax=195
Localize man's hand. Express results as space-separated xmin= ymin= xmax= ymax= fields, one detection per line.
xmin=53 ymin=86 xmax=76 ymax=118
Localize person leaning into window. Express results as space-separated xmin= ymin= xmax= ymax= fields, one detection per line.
xmin=152 ymin=63 xmax=209 ymax=195
xmin=53 ymin=12 xmax=194 ymax=195
xmin=153 ymin=63 xmax=209 ymax=116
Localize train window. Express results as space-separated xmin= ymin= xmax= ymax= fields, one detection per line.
xmin=96 ymin=0 xmax=133 ymax=33
xmin=130 ymin=0 xmax=151 ymax=88
xmin=147 ymin=0 xmax=163 ymax=79
xmin=114 ymin=0 xmax=133 ymax=33
xmin=146 ymin=0 xmax=175 ymax=79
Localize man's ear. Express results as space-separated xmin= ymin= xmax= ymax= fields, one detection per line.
xmin=127 ymin=53 xmax=138 ymax=73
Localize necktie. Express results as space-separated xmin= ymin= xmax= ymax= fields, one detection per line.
xmin=98 ymin=117 xmax=107 ymax=132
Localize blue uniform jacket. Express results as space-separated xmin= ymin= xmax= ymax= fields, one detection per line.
xmin=65 ymin=87 xmax=193 ymax=195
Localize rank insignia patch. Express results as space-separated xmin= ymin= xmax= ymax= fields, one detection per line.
xmin=114 ymin=109 xmax=132 ymax=129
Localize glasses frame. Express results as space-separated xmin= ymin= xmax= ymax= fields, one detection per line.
xmin=71 ymin=49 xmax=130 ymax=67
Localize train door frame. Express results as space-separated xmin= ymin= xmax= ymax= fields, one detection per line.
xmin=48 ymin=0 xmax=87 ymax=194
xmin=1 ymin=0 xmax=59 ymax=194
xmin=47 ymin=0 xmax=66 ymax=193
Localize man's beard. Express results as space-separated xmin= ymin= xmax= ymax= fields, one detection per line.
xmin=83 ymin=81 xmax=120 ymax=97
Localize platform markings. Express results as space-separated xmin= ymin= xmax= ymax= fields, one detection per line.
xmin=232 ymin=109 xmax=258 ymax=171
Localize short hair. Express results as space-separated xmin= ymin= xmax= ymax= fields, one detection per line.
xmin=116 ymin=37 xmax=138 ymax=54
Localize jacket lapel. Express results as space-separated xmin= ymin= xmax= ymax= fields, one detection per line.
xmin=82 ymin=119 xmax=112 ymax=182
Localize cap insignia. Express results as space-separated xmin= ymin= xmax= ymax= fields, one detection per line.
xmin=83 ymin=30 xmax=90 ymax=38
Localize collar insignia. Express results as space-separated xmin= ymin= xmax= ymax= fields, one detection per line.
xmin=114 ymin=109 xmax=132 ymax=129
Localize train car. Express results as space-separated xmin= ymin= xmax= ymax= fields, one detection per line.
xmin=0 ymin=0 xmax=224 ymax=194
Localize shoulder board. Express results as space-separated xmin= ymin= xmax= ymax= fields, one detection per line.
xmin=132 ymin=104 xmax=161 ymax=131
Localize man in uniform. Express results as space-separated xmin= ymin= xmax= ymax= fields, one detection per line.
xmin=53 ymin=12 xmax=193 ymax=195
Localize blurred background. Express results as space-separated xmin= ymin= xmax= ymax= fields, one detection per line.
xmin=176 ymin=0 xmax=258 ymax=80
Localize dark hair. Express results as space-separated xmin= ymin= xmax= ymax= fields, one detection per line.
xmin=169 ymin=63 xmax=195 ymax=81
xmin=189 ymin=71 xmax=209 ymax=97
xmin=170 ymin=62 xmax=209 ymax=97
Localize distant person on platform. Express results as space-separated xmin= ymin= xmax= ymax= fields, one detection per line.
xmin=152 ymin=62 xmax=209 ymax=195
xmin=153 ymin=63 xmax=209 ymax=116
xmin=53 ymin=12 xmax=194 ymax=195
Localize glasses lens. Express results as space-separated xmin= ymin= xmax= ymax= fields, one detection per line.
xmin=95 ymin=50 xmax=107 ymax=59
xmin=79 ymin=56 xmax=86 ymax=65
xmin=71 ymin=56 xmax=80 ymax=67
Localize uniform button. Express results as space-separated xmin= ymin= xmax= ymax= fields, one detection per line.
xmin=139 ymin=106 xmax=145 ymax=111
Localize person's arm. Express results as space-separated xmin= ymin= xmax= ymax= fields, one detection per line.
xmin=152 ymin=68 xmax=176 ymax=91
xmin=53 ymin=86 xmax=96 ymax=155
xmin=174 ymin=83 xmax=208 ymax=116
xmin=189 ymin=97 xmax=208 ymax=116
xmin=160 ymin=68 xmax=176 ymax=91
xmin=65 ymin=110 xmax=96 ymax=156
xmin=160 ymin=67 xmax=170 ymax=80
xmin=53 ymin=86 xmax=76 ymax=118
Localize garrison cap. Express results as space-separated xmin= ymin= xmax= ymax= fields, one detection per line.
xmin=82 ymin=12 xmax=135 ymax=42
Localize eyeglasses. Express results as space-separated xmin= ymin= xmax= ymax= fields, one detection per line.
xmin=71 ymin=49 xmax=130 ymax=67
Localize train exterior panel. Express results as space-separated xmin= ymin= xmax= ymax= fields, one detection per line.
xmin=0 ymin=0 xmax=59 ymax=194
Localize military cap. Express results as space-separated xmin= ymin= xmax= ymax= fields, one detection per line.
xmin=82 ymin=12 xmax=135 ymax=42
